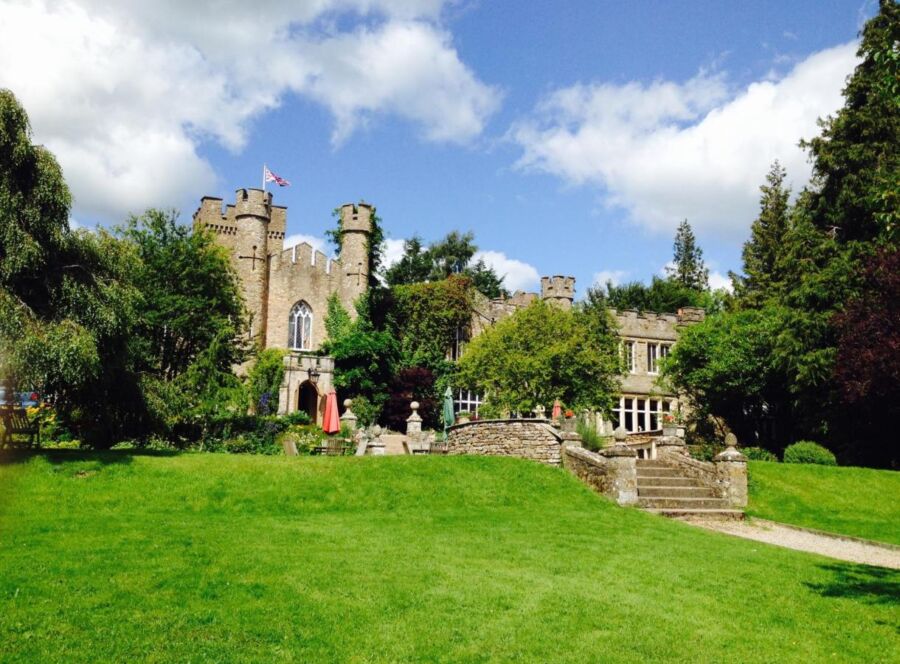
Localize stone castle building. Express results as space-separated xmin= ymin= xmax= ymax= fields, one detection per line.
xmin=195 ymin=188 xmax=702 ymax=428
xmin=193 ymin=188 xmax=373 ymax=422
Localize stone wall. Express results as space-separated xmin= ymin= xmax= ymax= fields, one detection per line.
xmin=446 ymin=419 xmax=563 ymax=465
xmin=562 ymin=444 xmax=639 ymax=506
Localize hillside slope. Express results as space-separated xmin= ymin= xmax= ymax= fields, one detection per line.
xmin=0 ymin=453 xmax=897 ymax=662
xmin=748 ymin=461 xmax=900 ymax=545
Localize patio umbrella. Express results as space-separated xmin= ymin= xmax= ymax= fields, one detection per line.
xmin=442 ymin=386 xmax=455 ymax=440
xmin=322 ymin=390 xmax=340 ymax=434
xmin=551 ymin=400 xmax=562 ymax=420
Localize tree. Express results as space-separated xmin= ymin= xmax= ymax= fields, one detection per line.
xmin=386 ymin=230 xmax=508 ymax=299
xmin=732 ymin=161 xmax=792 ymax=306
xmin=662 ymin=307 xmax=793 ymax=449
xmin=457 ymin=300 xmax=620 ymax=415
xmin=428 ymin=230 xmax=477 ymax=279
xmin=324 ymin=292 xmax=353 ymax=343
xmin=800 ymin=0 xmax=900 ymax=244
xmin=832 ymin=248 xmax=900 ymax=467
xmin=586 ymin=276 xmax=725 ymax=315
xmin=0 ymin=89 xmax=143 ymax=445
xmin=384 ymin=235 xmax=432 ymax=286
xmin=666 ymin=219 xmax=709 ymax=290
xmin=117 ymin=209 xmax=245 ymax=381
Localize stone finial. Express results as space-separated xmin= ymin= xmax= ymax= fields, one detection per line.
xmin=614 ymin=427 xmax=627 ymax=444
xmin=340 ymin=398 xmax=358 ymax=431
xmin=714 ymin=432 xmax=747 ymax=462
xmin=406 ymin=400 xmax=423 ymax=440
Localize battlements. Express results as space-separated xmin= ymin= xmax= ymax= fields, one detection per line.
xmin=541 ymin=275 xmax=575 ymax=309
xmin=339 ymin=202 xmax=374 ymax=234
xmin=193 ymin=190 xmax=287 ymax=251
xmin=275 ymin=241 xmax=339 ymax=277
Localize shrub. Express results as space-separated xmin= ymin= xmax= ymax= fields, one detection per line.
xmin=281 ymin=410 xmax=311 ymax=426
xmin=783 ymin=441 xmax=837 ymax=466
xmin=576 ymin=419 xmax=607 ymax=452
xmin=349 ymin=395 xmax=380 ymax=428
xmin=742 ymin=446 xmax=779 ymax=462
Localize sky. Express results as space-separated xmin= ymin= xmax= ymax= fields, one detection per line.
xmin=0 ymin=0 xmax=877 ymax=296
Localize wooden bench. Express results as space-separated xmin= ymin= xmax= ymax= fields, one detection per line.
xmin=313 ymin=439 xmax=351 ymax=456
xmin=0 ymin=407 xmax=40 ymax=449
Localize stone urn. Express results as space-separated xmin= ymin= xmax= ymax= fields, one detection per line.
xmin=662 ymin=423 xmax=678 ymax=437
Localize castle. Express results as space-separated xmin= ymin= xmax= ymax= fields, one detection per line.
xmin=195 ymin=189 xmax=702 ymax=429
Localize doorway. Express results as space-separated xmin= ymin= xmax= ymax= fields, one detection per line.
xmin=298 ymin=381 xmax=319 ymax=424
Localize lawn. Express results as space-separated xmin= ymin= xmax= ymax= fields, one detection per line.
xmin=748 ymin=461 xmax=900 ymax=546
xmin=0 ymin=452 xmax=897 ymax=663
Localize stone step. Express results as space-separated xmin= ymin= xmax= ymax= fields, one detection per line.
xmin=638 ymin=496 xmax=731 ymax=510
xmin=634 ymin=476 xmax=701 ymax=488
xmin=643 ymin=508 xmax=745 ymax=520
xmin=637 ymin=486 xmax=718 ymax=499
xmin=635 ymin=460 xmax=672 ymax=468
xmin=636 ymin=467 xmax=683 ymax=478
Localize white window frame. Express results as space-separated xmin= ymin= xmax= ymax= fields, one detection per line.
xmin=454 ymin=389 xmax=483 ymax=416
xmin=288 ymin=301 xmax=313 ymax=351
xmin=621 ymin=340 xmax=637 ymax=374
xmin=613 ymin=396 xmax=673 ymax=433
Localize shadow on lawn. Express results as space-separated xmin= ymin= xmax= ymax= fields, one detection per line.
xmin=806 ymin=562 xmax=900 ymax=607
xmin=0 ymin=447 xmax=179 ymax=466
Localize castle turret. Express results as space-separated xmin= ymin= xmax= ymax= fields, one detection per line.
xmin=234 ymin=188 xmax=272 ymax=345
xmin=338 ymin=202 xmax=373 ymax=305
xmin=541 ymin=275 xmax=575 ymax=309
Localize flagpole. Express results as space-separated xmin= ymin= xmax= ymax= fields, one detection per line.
xmin=262 ymin=164 xmax=266 ymax=192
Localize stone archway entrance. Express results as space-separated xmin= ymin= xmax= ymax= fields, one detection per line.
xmin=298 ymin=381 xmax=319 ymax=424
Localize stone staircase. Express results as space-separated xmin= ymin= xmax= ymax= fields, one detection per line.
xmin=636 ymin=459 xmax=743 ymax=519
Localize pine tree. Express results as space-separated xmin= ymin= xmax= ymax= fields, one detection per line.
xmin=384 ymin=235 xmax=432 ymax=286
xmin=734 ymin=161 xmax=791 ymax=307
xmin=800 ymin=0 xmax=900 ymax=243
xmin=666 ymin=219 xmax=709 ymax=291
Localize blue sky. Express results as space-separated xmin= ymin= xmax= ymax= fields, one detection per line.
xmin=0 ymin=0 xmax=875 ymax=295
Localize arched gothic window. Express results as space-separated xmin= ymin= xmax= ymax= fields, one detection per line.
xmin=288 ymin=301 xmax=313 ymax=351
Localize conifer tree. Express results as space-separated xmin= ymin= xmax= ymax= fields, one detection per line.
xmin=666 ymin=219 xmax=709 ymax=291
xmin=733 ymin=161 xmax=791 ymax=306
xmin=800 ymin=0 xmax=899 ymax=244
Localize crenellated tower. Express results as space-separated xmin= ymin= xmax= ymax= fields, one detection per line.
xmin=540 ymin=275 xmax=575 ymax=309
xmin=338 ymin=202 xmax=373 ymax=306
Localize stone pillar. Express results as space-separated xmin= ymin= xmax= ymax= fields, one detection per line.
xmin=365 ymin=425 xmax=386 ymax=456
xmin=599 ymin=428 xmax=638 ymax=506
xmin=340 ymin=398 xmax=358 ymax=432
xmin=656 ymin=433 xmax=688 ymax=463
xmin=714 ymin=433 xmax=748 ymax=508
xmin=406 ymin=401 xmax=422 ymax=441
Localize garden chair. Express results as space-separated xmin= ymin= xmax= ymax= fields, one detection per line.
xmin=429 ymin=439 xmax=448 ymax=455
xmin=325 ymin=437 xmax=346 ymax=456
xmin=0 ymin=407 xmax=40 ymax=449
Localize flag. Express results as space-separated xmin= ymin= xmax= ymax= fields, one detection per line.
xmin=264 ymin=166 xmax=290 ymax=187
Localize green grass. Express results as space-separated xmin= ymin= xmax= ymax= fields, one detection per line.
xmin=1 ymin=452 xmax=897 ymax=662
xmin=748 ymin=461 xmax=900 ymax=545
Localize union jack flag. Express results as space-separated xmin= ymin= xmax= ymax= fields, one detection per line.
xmin=264 ymin=166 xmax=290 ymax=187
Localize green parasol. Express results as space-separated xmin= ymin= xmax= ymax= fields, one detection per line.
xmin=442 ymin=385 xmax=455 ymax=440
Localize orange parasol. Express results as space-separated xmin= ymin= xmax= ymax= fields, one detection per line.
xmin=322 ymin=390 xmax=341 ymax=434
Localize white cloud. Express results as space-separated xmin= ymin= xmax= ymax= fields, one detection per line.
xmin=473 ymin=250 xmax=540 ymax=292
xmin=284 ymin=233 xmax=328 ymax=255
xmin=382 ymin=238 xmax=408 ymax=269
xmin=0 ymin=0 xmax=499 ymax=221
xmin=511 ymin=43 xmax=857 ymax=238
xmin=592 ymin=270 xmax=628 ymax=287
xmin=708 ymin=271 xmax=733 ymax=292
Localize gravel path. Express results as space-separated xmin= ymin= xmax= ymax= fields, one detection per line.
xmin=681 ymin=517 xmax=900 ymax=569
